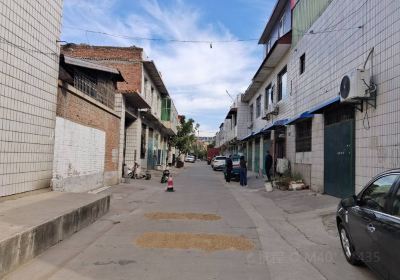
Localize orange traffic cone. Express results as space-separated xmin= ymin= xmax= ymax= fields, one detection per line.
xmin=166 ymin=175 xmax=174 ymax=192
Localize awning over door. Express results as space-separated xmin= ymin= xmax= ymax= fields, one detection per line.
xmin=309 ymin=96 xmax=340 ymax=114
xmin=262 ymin=119 xmax=289 ymax=131
xmin=286 ymin=111 xmax=313 ymax=125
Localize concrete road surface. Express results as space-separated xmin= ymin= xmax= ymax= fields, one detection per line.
xmin=5 ymin=162 xmax=378 ymax=280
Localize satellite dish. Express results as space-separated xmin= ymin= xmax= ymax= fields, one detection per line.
xmin=340 ymin=75 xmax=351 ymax=99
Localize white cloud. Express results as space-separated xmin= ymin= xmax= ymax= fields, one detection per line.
xmin=62 ymin=0 xmax=260 ymax=135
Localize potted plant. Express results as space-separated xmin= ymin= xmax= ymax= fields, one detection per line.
xmin=288 ymin=172 xmax=305 ymax=191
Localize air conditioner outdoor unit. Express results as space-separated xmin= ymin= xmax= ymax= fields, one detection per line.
xmin=268 ymin=103 xmax=279 ymax=114
xmin=263 ymin=104 xmax=279 ymax=120
xmin=339 ymin=69 xmax=371 ymax=102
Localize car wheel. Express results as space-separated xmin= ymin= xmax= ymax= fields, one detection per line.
xmin=338 ymin=223 xmax=362 ymax=265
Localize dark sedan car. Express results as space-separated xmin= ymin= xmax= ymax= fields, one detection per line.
xmin=336 ymin=169 xmax=400 ymax=280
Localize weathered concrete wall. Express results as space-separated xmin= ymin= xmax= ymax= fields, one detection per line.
xmin=0 ymin=0 xmax=63 ymax=196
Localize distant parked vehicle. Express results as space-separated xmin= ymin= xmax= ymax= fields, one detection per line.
xmin=336 ymin=169 xmax=400 ymax=280
xmin=184 ymin=155 xmax=196 ymax=163
xmin=210 ymin=157 xmax=216 ymax=168
xmin=212 ymin=156 xmax=226 ymax=171
xmin=207 ymin=148 xmax=220 ymax=165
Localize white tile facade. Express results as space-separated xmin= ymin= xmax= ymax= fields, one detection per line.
xmin=0 ymin=0 xmax=63 ymax=196
xmin=288 ymin=0 xmax=400 ymax=193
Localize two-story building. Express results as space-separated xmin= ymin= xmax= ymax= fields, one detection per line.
xmin=54 ymin=55 xmax=124 ymax=192
xmin=61 ymin=45 xmax=178 ymax=178
xmin=285 ymin=0 xmax=400 ymax=197
xmin=216 ymin=94 xmax=249 ymax=156
xmin=240 ymin=0 xmax=293 ymax=175
xmin=217 ymin=0 xmax=400 ymax=199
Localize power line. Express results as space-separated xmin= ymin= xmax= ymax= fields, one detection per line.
xmin=0 ymin=36 xmax=58 ymax=56
xmin=0 ymin=22 xmax=364 ymax=57
xmin=319 ymin=0 xmax=368 ymax=33
xmin=64 ymin=24 xmax=365 ymax=46
xmin=292 ymin=0 xmax=367 ymax=37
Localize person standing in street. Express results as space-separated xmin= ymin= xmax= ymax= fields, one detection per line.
xmin=225 ymin=155 xmax=233 ymax=182
xmin=239 ymin=155 xmax=247 ymax=187
xmin=265 ymin=150 xmax=273 ymax=182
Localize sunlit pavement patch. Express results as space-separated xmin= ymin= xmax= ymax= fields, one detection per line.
xmin=144 ymin=212 xmax=221 ymax=221
xmin=135 ymin=232 xmax=254 ymax=252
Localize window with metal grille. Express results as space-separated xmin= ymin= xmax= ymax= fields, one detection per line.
xmin=278 ymin=66 xmax=288 ymax=101
xmin=256 ymin=95 xmax=261 ymax=118
xmin=295 ymin=119 xmax=312 ymax=152
xmin=74 ymin=70 xmax=115 ymax=109
xmin=265 ymin=84 xmax=273 ymax=108
xmin=161 ymin=98 xmax=171 ymax=121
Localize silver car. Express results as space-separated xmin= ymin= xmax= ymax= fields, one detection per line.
xmin=185 ymin=155 xmax=195 ymax=163
xmin=212 ymin=156 xmax=226 ymax=171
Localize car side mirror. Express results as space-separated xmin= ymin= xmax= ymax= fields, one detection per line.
xmin=341 ymin=195 xmax=357 ymax=208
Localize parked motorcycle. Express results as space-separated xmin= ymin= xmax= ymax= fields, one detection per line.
xmin=161 ymin=169 xmax=170 ymax=183
xmin=123 ymin=162 xmax=152 ymax=180
xmin=124 ymin=162 xmax=140 ymax=179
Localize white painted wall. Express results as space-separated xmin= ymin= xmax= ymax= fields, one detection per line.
xmin=52 ymin=117 xmax=105 ymax=192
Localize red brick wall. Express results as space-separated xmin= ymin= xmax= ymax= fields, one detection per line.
xmin=57 ymin=85 xmax=120 ymax=172
xmin=62 ymin=45 xmax=143 ymax=94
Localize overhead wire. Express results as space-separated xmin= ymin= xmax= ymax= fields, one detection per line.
xmin=0 ymin=36 xmax=59 ymax=56
xmin=63 ymin=26 xmax=259 ymax=44
xmin=317 ymin=0 xmax=369 ymax=33
xmin=63 ymin=24 xmax=364 ymax=46
xmin=0 ymin=5 xmax=368 ymax=57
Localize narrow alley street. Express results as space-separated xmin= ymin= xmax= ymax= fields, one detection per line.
xmin=6 ymin=163 xmax=377 ymax=280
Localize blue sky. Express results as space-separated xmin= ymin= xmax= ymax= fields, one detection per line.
xmin=61 ymin=0 xmax=275 ymax=136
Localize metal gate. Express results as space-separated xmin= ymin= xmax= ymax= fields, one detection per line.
xmin=324 ymin=106 xmax=355 ymax=198
xmin=254 ymin=138 xmax=260 ymax=174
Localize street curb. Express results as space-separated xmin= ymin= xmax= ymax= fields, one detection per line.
xmin=0 ymin=194 xmax=110 ymax=278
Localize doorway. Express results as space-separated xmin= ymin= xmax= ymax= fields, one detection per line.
xmin=254 ymin=138 xmax=260 ymax=174
xmin=324 ymin=106 xmax=355 ymax=198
